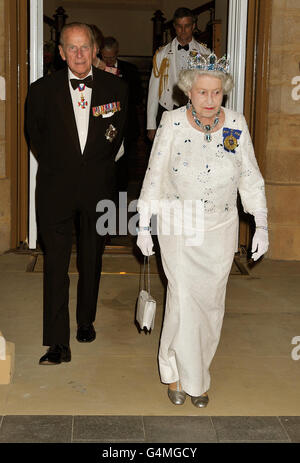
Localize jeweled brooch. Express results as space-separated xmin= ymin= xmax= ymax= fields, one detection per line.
xmin=223 ymin=128 xmax=242 ymax=153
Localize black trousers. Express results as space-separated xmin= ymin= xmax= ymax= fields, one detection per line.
xmin=156 ymin=104 xmax=168 ymax=127
xmin=115 ymin=138 xmax=137 ymax=193
xmin=39 ymin=207 xmax=106 ymax=346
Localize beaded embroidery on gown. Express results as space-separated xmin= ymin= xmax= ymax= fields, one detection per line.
xmin=138 ymin=106 xmax=267 ymax=396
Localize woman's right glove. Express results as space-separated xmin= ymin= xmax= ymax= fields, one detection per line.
xmin=137 ymin=230 xmax=155 ymax=256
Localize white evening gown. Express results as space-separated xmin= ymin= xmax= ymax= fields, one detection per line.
xmin=137 ymin=106 xmax=267 ymax=396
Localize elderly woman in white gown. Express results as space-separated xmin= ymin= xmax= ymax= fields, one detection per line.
xmin=136 ymin=52 xmax=269 ymax=408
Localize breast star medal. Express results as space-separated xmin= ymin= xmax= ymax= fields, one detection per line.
xmin=224 ymin=134 xmax=238 ymax=151
xmin=105 ymin=124 xmax=118 ymax=142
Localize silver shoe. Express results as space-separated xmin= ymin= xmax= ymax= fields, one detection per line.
xmin=167 ymin=381 xmax=187 ymax=405
xmin=191 ymin=394 xmax=209 ymax=408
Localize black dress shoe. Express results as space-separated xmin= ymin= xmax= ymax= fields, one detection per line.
xmin=39 ymin=344 xmax=71 ymax=365
xmin=76 ymin=324 xmax=96 ymax=343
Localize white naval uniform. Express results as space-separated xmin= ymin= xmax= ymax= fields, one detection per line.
xmin=138 ymin=106 xmax=267 ymax=396
xmin=146 ymin=38 xmax=210 ymax=130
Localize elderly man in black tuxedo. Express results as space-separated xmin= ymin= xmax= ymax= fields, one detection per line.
xmin=26 ymin=23 xmax=128 ymax=365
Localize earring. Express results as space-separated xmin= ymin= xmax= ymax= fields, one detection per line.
xmin=186 ymin=98 xmax=191 ymax=109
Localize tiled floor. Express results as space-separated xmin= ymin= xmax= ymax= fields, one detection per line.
xmin=1 ymin=252 xmax=300 ymax=443
xmin=0 ymin=415 xmax=299 ymax=443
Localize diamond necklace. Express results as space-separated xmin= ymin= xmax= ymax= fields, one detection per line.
xmin=191 ymin=106 xmax=221 ymax=142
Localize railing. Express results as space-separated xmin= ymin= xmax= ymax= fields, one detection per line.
xmin=151 ymin=1 xmax=221 ymax=56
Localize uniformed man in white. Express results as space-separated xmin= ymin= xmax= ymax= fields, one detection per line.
xmin=147 ymin=7 xmax=210 ymax=141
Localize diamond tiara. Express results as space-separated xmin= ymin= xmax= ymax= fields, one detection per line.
xmin=187 ymin=51 xmax=230 ymax=74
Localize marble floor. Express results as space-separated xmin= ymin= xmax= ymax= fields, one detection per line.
xmin=0 ymin=251 xmax=300 ymax=443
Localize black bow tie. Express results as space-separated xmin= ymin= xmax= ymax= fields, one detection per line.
xmin=178 ymin=44 xmax=189 ymax=51
xmin=70 ymin=75 xmax=93 ymax=90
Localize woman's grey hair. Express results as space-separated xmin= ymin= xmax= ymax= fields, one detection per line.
xmin=60 ymin=22 xmax=95 ymax=48
xmin=178 ymin=69 xmax=234 ymax=95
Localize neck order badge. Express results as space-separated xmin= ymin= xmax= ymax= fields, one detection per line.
xmin=78 ymin=84 xmax=88 ymax=109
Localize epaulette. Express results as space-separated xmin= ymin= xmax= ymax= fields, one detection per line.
xmin=154 ymin=44 xmax=165 ymax=55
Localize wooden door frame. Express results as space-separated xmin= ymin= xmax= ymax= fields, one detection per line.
xmin=244 ymin=0 xmax=271 ymax=174
xmin=5 ymin=0 xmax=29 ymax=250
xmin=239 ymin=0 xmax=272 ymax=251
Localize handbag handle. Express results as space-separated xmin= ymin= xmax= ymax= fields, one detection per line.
xmin=139 ymin=256 xmax=151 ymax=294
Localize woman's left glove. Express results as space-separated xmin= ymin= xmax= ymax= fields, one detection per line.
xmin=137 ymin=230 xmax=155 ymax=256
xmin=251 ymin=209 xmax=269 ymax=261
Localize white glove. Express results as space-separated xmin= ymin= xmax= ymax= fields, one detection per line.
xmin=251 ymin=209 xmax=269 ymax=261
xmin=137 ymin=230 xmax=155 ymax=256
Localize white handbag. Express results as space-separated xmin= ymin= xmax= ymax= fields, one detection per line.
xmin=136 ymin=256 xmax=156 ymax=331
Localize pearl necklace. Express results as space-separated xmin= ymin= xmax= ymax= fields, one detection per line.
xmin=191 ymin=106 xmax=221 ymax=142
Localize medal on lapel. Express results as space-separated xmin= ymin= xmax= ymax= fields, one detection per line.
xmin=105 ymin=124 xmax=118 ymax=142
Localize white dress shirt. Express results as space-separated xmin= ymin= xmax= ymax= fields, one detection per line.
xmin=68 ymin=68 xmax=93 ymax=154
xmin=174 ymin=38 xmax=192 ymax=75
xmin=68 ymin=66 xmax=124 ymax=161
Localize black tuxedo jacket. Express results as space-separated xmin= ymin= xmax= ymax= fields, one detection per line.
xmin=26 ymin=66 xmax=128 ymax=223
xmin=117 ymin=59 xmax=143 ymax=140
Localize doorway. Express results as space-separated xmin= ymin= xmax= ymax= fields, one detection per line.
xmin=6 ymin=0 xmax=29 ymax=250
xmin=21 ymin=0 xmax=271 ymax=255
xmin=27 ymin=0 xmax=247 ymax=250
